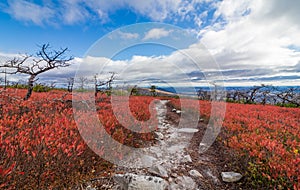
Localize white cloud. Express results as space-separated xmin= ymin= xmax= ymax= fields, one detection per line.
xmin=213 ymin=0 xmax=252 ymax=22
xmin=61 ymin=0 xmax=90 ymax=24
xmin=118 ymin=31 xmax=139 ymax=40
xmin=143 ymin=28 xmax=173 ymax=40
xmin=73 ymin=41 xmax=227 ymax=87
xmin=198 ymin=0 xmax=300 ymax=85
xmin=0 ymin=52 xmax=21 ymax=61
xmin=2 ymin=0 xmax=212 ymax=26
xmin=128 ymin=0 xmax=181 ymax=21
xmin=2 ymin=0 xmax=300 ymax=86
xmin=4 ymin=0 xmax=54 ymax=25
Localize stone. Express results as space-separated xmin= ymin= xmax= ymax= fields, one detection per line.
xmin=158 ymin=125 xmax=167 ymax=129
xmin=154 ymin=132 xmax=164 ymax=140
xmin=85 ymin=184 xmax=96 ymax=190
xmin=167 ymin=144 xmax=185 ymax=154
xmin=148 ymin=146 xmax=163 ymax=158
xmin=172 ymin=175 xmax=197 ymax=190
xmin=169 ymin=183 xmax=180 ymax=190
xmin=199 ymin=143 xmax=208 ymax=151
xmin=140 ymin=155 xmax=157 ymax=167
xmin=204 ymin=169 xmax=220 ymax=185
xmin=178 ymin=128 xmax=199 ymax=133
xmin=165 ymin=123 xmax=171 ymax=128
xmin=221 ymin=172 xmax=243 ymax=182
xmin=113 ymin=173 xmax=168 ymax=190
xmin=189 ymin=169 xmax=203 ymax=178
xmin=199 ymin=143 xmax=207 ymax=147
xmin=149 ymin=164 xmax=169 ymax=178
xmin=181 ymin=155 xmax=192 ymax=162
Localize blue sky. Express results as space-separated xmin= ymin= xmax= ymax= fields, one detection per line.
xmin=0 ymin=0 xmax=217 ymax=56
xmin=0 ymin=0 xmax=300 ymax=87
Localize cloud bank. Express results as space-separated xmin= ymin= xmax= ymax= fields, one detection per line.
xmin=0 ymin=0 xmax=300 ymax=87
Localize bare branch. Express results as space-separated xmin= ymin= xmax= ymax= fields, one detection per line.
xmin=0 ymin=44 xmax=73 ymax=100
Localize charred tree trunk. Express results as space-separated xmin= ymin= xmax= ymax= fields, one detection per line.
xmin=24 ymin=75 xmax=36 ymax=100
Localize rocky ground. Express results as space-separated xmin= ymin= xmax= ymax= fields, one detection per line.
xmin=82 ymin=100 xmax=248 ymax=190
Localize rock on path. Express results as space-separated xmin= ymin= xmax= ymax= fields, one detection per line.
xmin=113 ymin=173 xmax=168 ymax=190
xmin=221 ymin=172 xmax=243 ymax=182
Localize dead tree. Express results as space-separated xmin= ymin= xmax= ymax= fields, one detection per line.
xmin=257 ymin=85 xmax=273 ymax=105
xmin=276 ymin=87 xmax=300 ymax=107
xmin=245 ymin=85 xmax=264 ymax=104
xmin=130 ymin=85 xmax=138 ymax=96
xmin=4 ymin=68 xmax=7 ymax=89
xmin=94 ymin=72 xmax=116 ymax=97
xmin=78 ymin=77 xmax=88 ymax=91
xmin=1 ymin=68 xmax=8 ymax=89
xmin=0 ymin=44 xmax=73 ymax=100
xmin=197 ymin=88 xmax=210 ymax=100
xmin=49 ymin=81 xmax=56 ymax=89
xmin=67 ymin=77 xmax=74 ymax=92
xmin=106 ymin=72 xmax=116 ymax=91
xmin=232 ymin=89 xmax=246 ymax=102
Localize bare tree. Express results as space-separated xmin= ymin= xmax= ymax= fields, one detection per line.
xmin=226 ymin=84 xmax=300 ymax=107
xmin=130 ymin=85 xmax=138 ymax=96
xmin=1 ymin=68 xmax=8 ymax=89
xmin=0 ymin=44 xmax=73 ymax=100
xmin=94 ymin=74 xmax=105 ymax=97
xmin=226 ymin=88 xmax=247 ymax=102
xmin=67 ymin=77 xmax=74 ymax=92
xmin=197 ymin=87 xmax=210 ymax=100
xmin=257 ymin=84 xmax=273 ymax=105
xmin=78 ymin=77 xmax=88 ymax=91
xmin=245 ymin=85 xmax=264 ymax=104
xmin=94 ymin=72 xmax=116 ymax=97
xmin=276 ymin=87 xmax=300 ymax=107
xmin=106 ymin=72 xmax=116 ymax=91
xmin=49 ymin=81 xmax=56 ymax=89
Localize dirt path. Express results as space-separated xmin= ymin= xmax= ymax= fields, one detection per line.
xmin=166 ymin=101 xmax=247 ymax=190
xmin=84 ymin=100 xmax=247 ymax=190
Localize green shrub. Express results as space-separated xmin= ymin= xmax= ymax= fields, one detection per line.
xmin=275 ymin=102 xmax=299 ymax=108
xmin=33 ymin=84 xmax=51 ymax=92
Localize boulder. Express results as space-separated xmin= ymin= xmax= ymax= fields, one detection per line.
xmin=154 ymin=132 xmax=164 ymax=140
xmin=221 ymin=172 xmax=242 ymax=182
xmin=170 ymin=175 xmax=197 ymax=190
xmin=149 ymin=164 xmax=169 ymax=178
xmin=178 ymin=128 xmax=199 ymax=133
xmin=181 ymin=154 xmax=192 ymax=163
xmin=189 ymin=169 xmax=203 ymax=178
xmin=114 ymin=173 xmax=167 ymax=190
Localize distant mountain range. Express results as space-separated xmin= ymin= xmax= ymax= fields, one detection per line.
xmin=157 ymin=86 xmax=300 ymax=96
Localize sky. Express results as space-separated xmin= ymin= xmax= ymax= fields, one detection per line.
xmin=0 ymin=0 xmax=300 ymax=88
